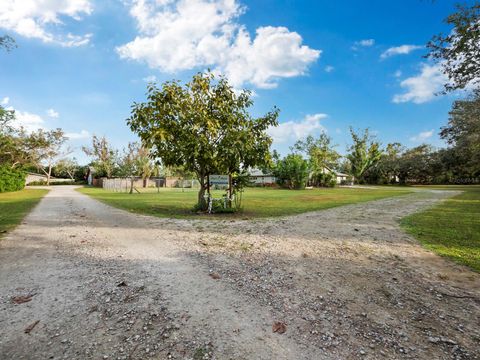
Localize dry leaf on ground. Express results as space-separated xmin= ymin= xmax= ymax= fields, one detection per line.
xmin=272 ymin=321 xmax=287 ymax=334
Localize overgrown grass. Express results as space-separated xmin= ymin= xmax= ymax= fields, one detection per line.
xmin=0 ymin=189 xmax=48 ymax=237
xmin=401 ymin=185 xmax=480 ymax=272
xmin=78 ymin=186 xmax=411 ymax=219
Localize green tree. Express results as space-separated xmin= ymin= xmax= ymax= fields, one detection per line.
xmin=398 ymin=145 xmax=437 ymax=184
xmin=128 ymin=71 xmax=279 ymax=210
xmin=346 ymin=128 xmax=383 ymax=183
xmin=83 ymin=135 xmax=118 ymax=178
xmin=0 ymin=105 xmax=15 ymax=131
xmin=29 ymin=128 xmax=69 ymax=185
xmin=292 ymin=133 xmax=340 ymax=186
xmin=117 ymin=142 xmax=143 ymax=194
xmin=136 ymin=145 xmax=154 ymax=187
xmin=55 ymin=158 xmax=79 ymax=181
xmin=274 ymin=154 xmax=309 ymax=189
xmin=440 ymin=88 xmax=480 ymax=177
xmin=364 ymin=143 xmax=404 ymax=184
xmin=427 ymin=2 xmax=480 ymax=92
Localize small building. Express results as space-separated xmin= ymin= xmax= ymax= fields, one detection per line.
xmin=334 ymin=171 xmax=350 ymax=184
xmin=318 ymin=167 xmax=352 ymax=185
xmin=248 ymin=168 xmax=276 ymax=186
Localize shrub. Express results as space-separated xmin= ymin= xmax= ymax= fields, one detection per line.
xmin=0 ymin=165 xmax=26 ymax=192
xmin=312 ymin=172 xmax=337 ymax=187
xmin=274 ymin=154 xmax=309 ymax=189
xmin=26 ymin=180 xmax=47 ymax=186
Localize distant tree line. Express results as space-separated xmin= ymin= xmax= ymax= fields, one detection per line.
xmin=268 ymin=88 xmax=479 ymax=188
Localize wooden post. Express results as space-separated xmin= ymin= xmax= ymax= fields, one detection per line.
xmin=228 ymin=174 xmax=232 ymax=208
xmin=207 ymin=174 xmax=210 ymax=197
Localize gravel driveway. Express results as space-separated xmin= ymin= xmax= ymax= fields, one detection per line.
xmin=0 ymin=186 xmax=479 ymax=359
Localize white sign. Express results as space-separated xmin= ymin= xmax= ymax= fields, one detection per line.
xmin=209 ymin=175 xmax=229 ymax=186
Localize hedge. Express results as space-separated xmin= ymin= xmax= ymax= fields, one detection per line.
xmin=0 ymin=165 xmax=26 ymax=193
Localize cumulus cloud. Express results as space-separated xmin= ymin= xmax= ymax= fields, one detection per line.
xmin=46 ymin=108 xmax=59 ymax=118
xmin=1 ymin=97 xmax=9 ymax=105
xmin=267 ymin=113 xmax=327 ymax=144
xmin=117 ymin=0 xmax=320 ymax=88
xmin=5 ymin=99 xmax=89 ymax=139
xmin=12 ymin=110 xmax=46 ymax=132
xmin=393 ymin=63 xmax=447 ymax=104
xmin=65 ymin=129 xmax=90 ymax=139
xmin=380 ymin=44 xmax=423 ymax=60
xmin=0 ymin=0 xmax=93 ymax=46
xmin=410 ymin=129 xmax=434 ymax=142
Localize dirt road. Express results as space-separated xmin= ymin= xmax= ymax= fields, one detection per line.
xmin=0 ymin=186 xmax=479 ymax=359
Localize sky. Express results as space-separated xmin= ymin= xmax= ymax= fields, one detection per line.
xmin=0 ymin=0 xmax=472 ymax=164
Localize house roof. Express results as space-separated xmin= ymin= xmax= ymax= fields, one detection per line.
xmin=248 ymin=168 xmax=273 ymax=176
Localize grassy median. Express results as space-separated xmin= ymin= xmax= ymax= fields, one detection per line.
xmin=0 ymin=188 xmax=48 ymax=237
xmin=78 ymin=186 xmax=411 ymax=219
xmin=402 ymin=185 xmax=480 ymax=272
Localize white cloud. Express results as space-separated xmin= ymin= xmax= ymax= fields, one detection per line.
xmin=394 ymin=70 xmax=402 ymax=78
xmin=13 ymin=110 xmax=46 ymax=132
xmin=267 ymin=113 xmax=327 ymax=144
xmin=325 ymin=65 xmax=334 ymax=73
xmin=357 ymin=39 xmax=375 ymax=47
xmin=117 ymin=0 xmax=320 ymax=88
xmin=142 ymin=75 xmax=157 ymax=82
xmin=410 ymin=129 xmax=434 ymax=142
xmin=0 ymin=0 xmax=93 ymax=47
xmin=1 ymin=97 xmax=9 ymax=105
xmin=46 ymin=108 xmax=59 ymax=118
xmin=393 ymin=63 xmax=447 ymax=104
xmin=381 ymin=45 xmax=423 ymax=60
xmin=7 ymin=101 xmax=89 ymax=140
xmin=66 ymin=129 xmax=90 ymax=139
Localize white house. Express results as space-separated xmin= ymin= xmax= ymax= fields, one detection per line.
xmin=319 ymin=167 xmax=352 ymax=185
xmin=334 ymin=171 xmax=350 ymax=184
xmin=248 ymin=168 xmax=276 ymax=186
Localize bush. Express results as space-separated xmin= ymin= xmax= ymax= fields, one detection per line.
xmin=0 ymin=165 xmax=26 ymax=192
xmin=26 ymin=180 xmax=47 ymax=186
xmin=274 ymin=154 xmax=309 ymax=189
xmin=312 ymin=172 xmax=337 ymax=187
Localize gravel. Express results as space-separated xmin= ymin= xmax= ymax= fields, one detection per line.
xmin=0 ymin=186 xmax=479 ymax=359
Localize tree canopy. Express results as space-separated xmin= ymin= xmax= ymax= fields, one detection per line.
xmin=83 ymin=135 xmax=118 ymax=178
xmin=128 ymin=71 xmax=279 ymax=209
xmin=440 ymin=88 xmax=480 ymax=177
xmin=0 ymin=35 xmax=16 ymax=52
xmin=29 ymin=128 xmax=68 ymax=185
xmin=427 ymin=2 xmax=480 ymax=92
xmin=346 ymin=128 xmax=383 ymax=183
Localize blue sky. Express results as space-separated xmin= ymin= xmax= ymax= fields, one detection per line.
xmin=0 ymin=0 xmax=470 ymax=163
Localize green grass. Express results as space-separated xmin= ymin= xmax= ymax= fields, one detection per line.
xmin=0 ymin=188 xmax=48 ymax=237
xmin=78 ymin=186 xmax=411 ymax=219
xmin=401 ymin=185 xmax=480 ymax=272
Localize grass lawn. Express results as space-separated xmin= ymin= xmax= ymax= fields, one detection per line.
xmin=401 ymin=185 xmax=480 ymax=272
xmin=0 ymin=188 xmax=48 ymax=237
xmin=78 ymin=186 xmax=411 ymax=219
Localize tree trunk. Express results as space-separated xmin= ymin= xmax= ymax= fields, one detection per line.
xmin=129 ymin=177 xmax=134 ymax=194
xmin=197 ymin=175 xmax=207 ymax=210
xmin=46 ymin=163 xmax=52 ymax=186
